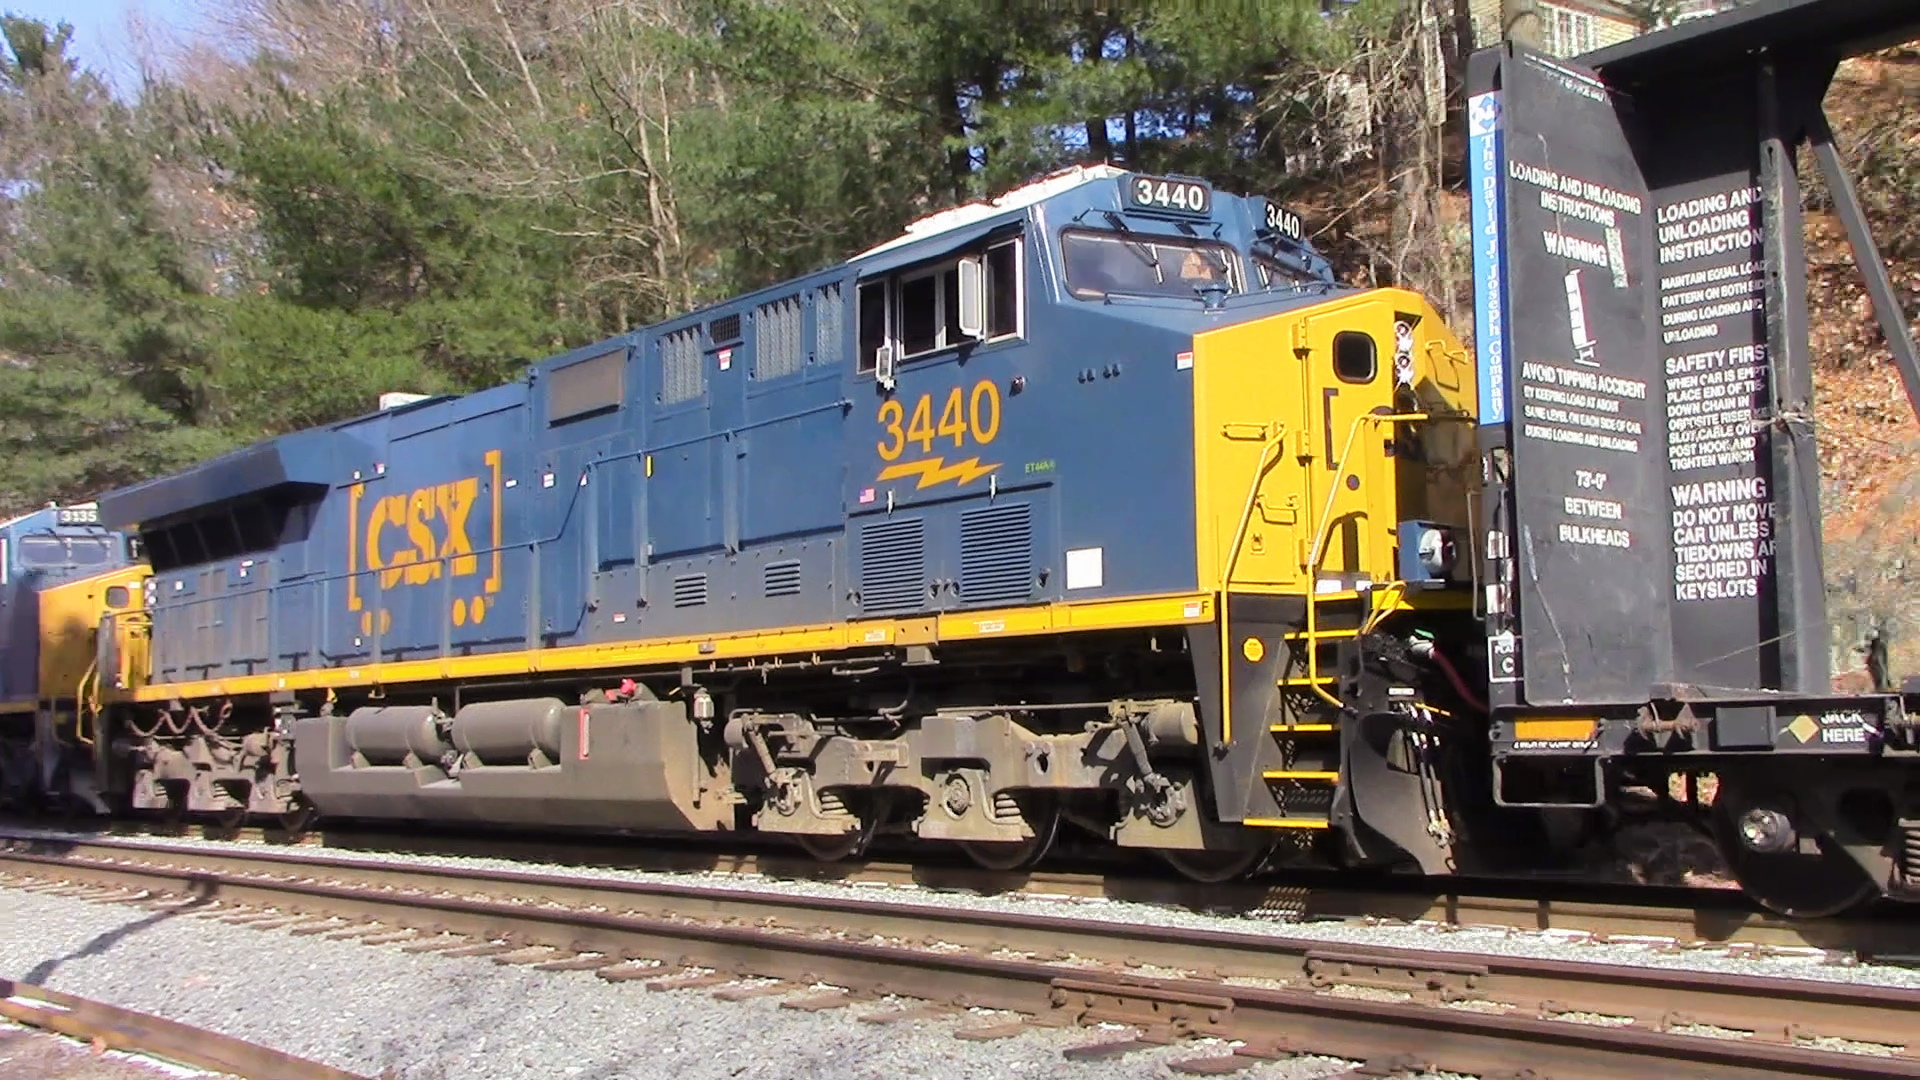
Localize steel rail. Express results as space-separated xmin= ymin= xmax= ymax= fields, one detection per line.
xmin=2 ymin=839 xmax=1917 ymax=1079
xmin=0 ymin=978 xmax=368 ymax=1080
xmin=9 ymin=823 xmax=1909 ymax=954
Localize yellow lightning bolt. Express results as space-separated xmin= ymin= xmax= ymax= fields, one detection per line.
xmin=876 ymin=456 xmax=1001 ymax=490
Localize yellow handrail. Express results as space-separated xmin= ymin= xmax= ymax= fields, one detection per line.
xmin=74 ymin=658 xmax=98 ymax=748
xmin=1299 ymin=411 xmax=1431 ymax=707
xmin=1217 ymin=425 xmax=1288 ymax=745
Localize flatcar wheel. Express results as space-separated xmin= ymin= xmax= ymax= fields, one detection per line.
xmin=1159 ymin=845 xmax=1269 ymax=884
xmin=958 ymin=799 xmax=1063 ymax=872
xmin=1713 ymin=788 xmax=1876 ymax=919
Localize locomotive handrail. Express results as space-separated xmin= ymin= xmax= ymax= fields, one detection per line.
xmin=1217 ymin=424 xmax=1289 ymax=745
xmin=1300 ymin=411 xmax=1459 ymax=708
xmin=73 ymin=658 xmax=97 ymax=747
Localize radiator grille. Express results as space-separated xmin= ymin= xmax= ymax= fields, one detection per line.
xmin=754 ymin=295 xmax=803 ymax=381
xmin=763 ymin=560 xmax=802 ymax=598
xmin=660 ymin=327 xmax=704 ymax=405
xmin=859 ymin=518 xmax=925 ymax=613
xmin=814 ymin=283 xmax=843 ymax=365
xmin=672 ymin=573 xmax=709 ymax=608
xmin=960 ymin=503 xmax=1033 ymax=604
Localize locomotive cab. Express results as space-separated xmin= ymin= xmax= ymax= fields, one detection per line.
xmin=0 ymin=504 xmax=133 ymax=808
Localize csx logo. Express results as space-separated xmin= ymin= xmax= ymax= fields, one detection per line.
xmin=348 ymin=450 xmax=503 ymax=627
xmin=366 ymin=479 xmax=480 ymax=586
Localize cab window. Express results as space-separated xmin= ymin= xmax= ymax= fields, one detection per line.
xmin=986 ymin=239 xmax=1020 ymax=339
xmin=17 ymin=534 xmax=114 ymax=569
xmin=857 ymin=280 xmax=888 ymax=374
xmin=1061 ymin=229 xmax=1241 ymax=301
xmin=1255 ymin=253 xmax=1319 ymax=290
xmin=857 ymin=237 xmax=1024 ymax=372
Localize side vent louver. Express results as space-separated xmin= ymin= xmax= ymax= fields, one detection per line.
xmin=709 ymin=313 xmax=741 ymax=343
xmin=815 ymin=283 xmax=844 ymax=365
xmin=763 ymin=560 xmax=801 ymax=598
xmin=754 ymin=295 xmax=803 ymax=381
xmin=859 ymin=518 xmax=925 ymax=613
xmin=660 ymin=327 xmax=703 ymax=406
xmin=960 ymin=503 xmax=1033 ymax=605
xmin=672 ymin=573 xmax=709 ymax=608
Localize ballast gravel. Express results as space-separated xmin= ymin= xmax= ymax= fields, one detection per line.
xmin=13 ymin=826 xmax=1920 ymax=991
xmin=0 ymin=884 xmax=1419 ymax=1080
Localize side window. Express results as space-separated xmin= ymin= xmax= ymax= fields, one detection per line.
xmin=858 ymin=280 xmax=888 ymax=374
xmin=859 ymin=237 xmax=1023 ymax=375
xmin=941 ymin=269 xmax=962 ymax=347
xmin=898 ymin=271 xmax=940 ymax=357
xmin=106 ymin=585 xmax=129 ymax=608
xmin=987 ymin=239 xmax=1020 ymax=339
xmin=1333 ymin=330 xmax=1377 ymax=384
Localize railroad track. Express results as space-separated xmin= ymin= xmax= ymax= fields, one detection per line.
xmin=0 ymin=977 xmax=366 ymax=1079
xmin=10 ymin=820 xmax=1918 ymax=955
xmin=2 ymin=835 xmax=1916 ymax=1079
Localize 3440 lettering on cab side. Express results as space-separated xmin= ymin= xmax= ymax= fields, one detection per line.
xmin=873 ymin=380 xmax=1002 ymax=491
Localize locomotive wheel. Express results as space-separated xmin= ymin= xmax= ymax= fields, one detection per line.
xmin=794 ymin=819 xmax=876 ymax=863
xmin=958 ymin=798 xmax=1063 ymax=872
xmin=1712 ymin=786 xmax=1877 ymax=919
xmin=278 ymin=797 xmax=318 ymax=837
xmin=159 ymin=785 xmax=190 ymax=829
xmin=1159 ymin=844 xmax=1269 ymax=884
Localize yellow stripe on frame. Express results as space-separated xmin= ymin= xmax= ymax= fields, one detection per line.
xmin=126 ymin=592 xmax=1217 ymax=703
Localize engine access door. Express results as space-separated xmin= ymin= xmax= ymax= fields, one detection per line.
xmin=1296 ymin=299 xmax=1400 ymax=592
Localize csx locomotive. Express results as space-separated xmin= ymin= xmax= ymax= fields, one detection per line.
xmin=4 ymin=148 xmax=1916 ymax=917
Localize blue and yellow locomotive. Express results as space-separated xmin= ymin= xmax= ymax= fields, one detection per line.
xmin=0 ymin=503 xmax=137 ymax=810
xmin=57 ymin=164 xmax=1483 ymax=881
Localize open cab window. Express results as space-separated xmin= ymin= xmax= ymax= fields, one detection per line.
xmin=858 ymin=237 xmax=1023 ymax=375
xmin=1061 ymin=229 xmax=1241 ymax=301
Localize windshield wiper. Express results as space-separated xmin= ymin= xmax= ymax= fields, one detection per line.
xmin=1100 ymin=211 xmax=1163 ymax=280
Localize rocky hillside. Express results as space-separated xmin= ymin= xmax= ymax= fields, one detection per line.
xmin=1811 ymin=47 xmax=1920 ymax=685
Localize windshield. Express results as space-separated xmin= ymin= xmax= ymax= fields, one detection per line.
xmin=1061 ymin=230 xmax=1242 ymax=301
xmin=17 ymin=534 xmax=115 ymax=569
xmin=1254 ymin=251 xmax=1322 ymax=290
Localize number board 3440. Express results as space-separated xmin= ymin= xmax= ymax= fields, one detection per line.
xmin=1125 ymin=175 xmax=1211 ymax=216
